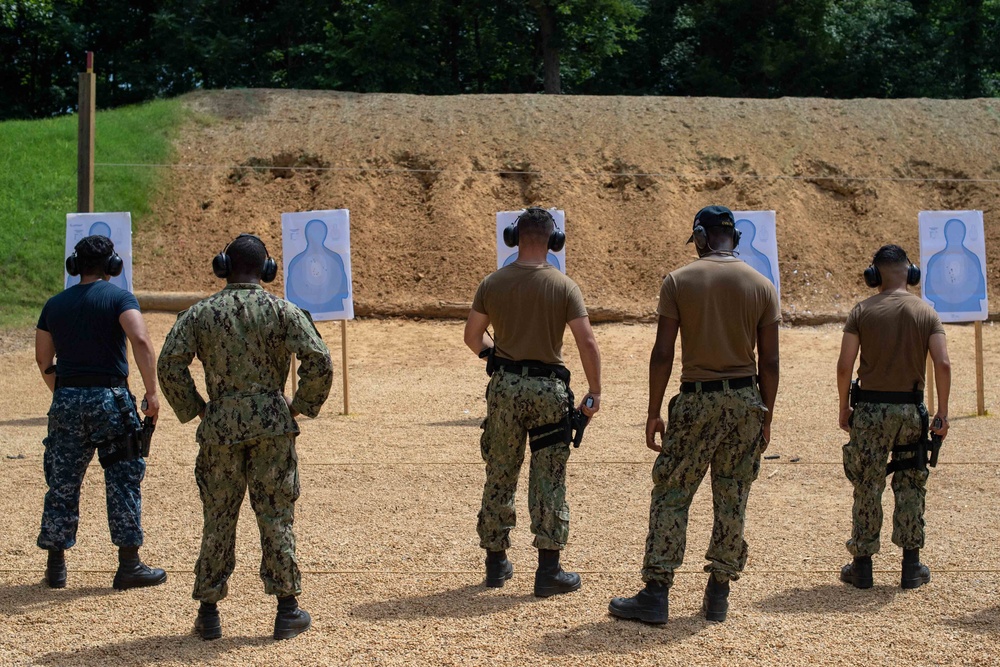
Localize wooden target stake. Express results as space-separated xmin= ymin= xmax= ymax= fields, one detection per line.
xmin=975 ymin=320 xmax=985 ymax=416
xmin=341 ymin=320 xmax=350 ymax=415
xmin=77 ymin=51 xmax=95 ymax=213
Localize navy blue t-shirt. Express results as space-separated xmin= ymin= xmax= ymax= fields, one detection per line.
xmin=37 ymin=281 xmax=141 ymax=378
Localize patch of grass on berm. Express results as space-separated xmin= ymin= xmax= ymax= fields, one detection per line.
xmin=0 ymin=99 xmax=185 ymax=330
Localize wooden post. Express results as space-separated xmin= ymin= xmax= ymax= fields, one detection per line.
xmin=975 ymin=320 xmax=986 ymax=416
xmin=341 ymin=320 xmax=349 ymax=415
xmin=77 ymin=52 xmax=95 ymax=213
xmin=926 ymin=356 xmax=935 ymax=415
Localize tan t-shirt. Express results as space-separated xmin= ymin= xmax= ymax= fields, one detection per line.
xmin=844 ymin=290 xmax=945 ymax=392
xmin=472 ymin=263 xmax=588 ymax=365
xmin=657 ymin=256 xmax=781 ymax=382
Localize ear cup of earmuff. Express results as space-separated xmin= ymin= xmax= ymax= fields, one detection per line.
xmin=548 ymin=229 xmax=566 ymax=252
xmin=212 ymin=252 xmax=231 ymax=279
xmin=907 ymin=263 xmax=921 ymax=286
xmin=503 ymin=222 xmax=519 ymax=248
xmin=692 ymin=225 xmax=708 ymax=251
xmin=732 ymin=227 xmax=742 ymax=249
xmin=261 ymin=256 xmax=278 ymax=283
xmin=106 ymin=252 xmax=124 ymax=277
xmin=66 ymin=253 xmax=80 ymax=277
xmin=863 ymin=264 xmax=881 ymax=288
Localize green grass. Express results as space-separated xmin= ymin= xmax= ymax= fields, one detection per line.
xmin=0 ymin=99 xmax=186 ymax=329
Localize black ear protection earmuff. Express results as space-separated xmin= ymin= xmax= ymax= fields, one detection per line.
xmin=863 ymin=252 xmax=920 ymax=288
xmin=691 ymin=222 xmax=741 ymax=251
xmin=66 ymin=249 xmax=124 ymax=277
xmin=213 ymin=233 xmax=278 ymax=283
xmin=503 ymin=208 xmax=566 ymax=252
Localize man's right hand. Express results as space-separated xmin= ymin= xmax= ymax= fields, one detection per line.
xmin=838 ymin=406 xmax=853 ymax=433
xmin=931 ymin=413 xmax=949 ymax=440
xmin=142 ymin=393 xmax=160 ymax=424
xmin=645 ymin=415 xmax=665 ymax=453
xmin=580 ymin=393 xmax=600 ymax=417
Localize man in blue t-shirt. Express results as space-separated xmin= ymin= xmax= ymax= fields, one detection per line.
xmin=35 ymin=235 xmax=166 ymax=590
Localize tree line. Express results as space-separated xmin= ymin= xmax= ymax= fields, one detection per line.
xmin=2 ymin=0 xmax=998 ymax=120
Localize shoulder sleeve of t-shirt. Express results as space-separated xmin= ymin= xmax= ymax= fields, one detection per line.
xmin=565 ymin=282 xmax=588 ymax=321
xmin=656 ymin=276 xmax=679 ymax=320
xmin=927 ymin=309 xmax=945 ymax=336
xmin=844 ymin=304 xmax=861 ymax=335
xmin=116 ymin=289 xmax=141 ymax=316
xmin=758 ymin=282 xmax=782 ymax=326
xmin=37 ymin=299 xmax=51 ymax=331
xmin=471 ymin=278 xmax=488 ymax=314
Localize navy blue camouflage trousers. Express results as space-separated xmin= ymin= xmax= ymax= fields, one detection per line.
xmin=38 ymin=387 xmax=145 ymax=550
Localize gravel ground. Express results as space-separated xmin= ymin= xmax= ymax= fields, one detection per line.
xmin=1 ymin=316 xmax=998 ymax=666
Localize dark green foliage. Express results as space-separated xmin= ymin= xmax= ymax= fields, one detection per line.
xmin=2 ymin=0 xmax=1000 ymax=119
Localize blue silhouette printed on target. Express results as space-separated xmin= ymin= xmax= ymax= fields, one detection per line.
xmin=65 ymin=212 xmax=133 ymax=292
xmin=732 ymin=211 xmax=780 ymax=299
xmin=920 ymin=211 xmax=988 ymax=322
xmin=282 ymin=210 xmax=354 ymax=321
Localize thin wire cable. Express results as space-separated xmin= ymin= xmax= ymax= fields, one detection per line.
xmin=91 ymin=162 xmax=1000 ymax=184
xmin=2 ymin=568 xmax=998 ymax=575
xmin=3 ymin=460 xmax=998 ymax=466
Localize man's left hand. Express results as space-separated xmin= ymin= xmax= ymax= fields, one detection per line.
xmin=284 ymin=394 xmax=300 ymax=417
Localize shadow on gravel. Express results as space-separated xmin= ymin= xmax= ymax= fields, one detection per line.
xmin=0 ymin=417 xmax=47 ymax=427
xmin=944 ymin=606 xmax=1000 ymax=635
xmin=36 ymin=634 xmax=272 ymax=666
xmin=424 ymin=418 xmax=482 ymax=427
xmin=534 ymin=616 xmax=704 ymax=654
xmin=351 ymin=583 xmax=535 ymax=620
xmin=755 ymin=582 xmax=898 ymax=613
xmin=0 ymin=582 xmax=115 ymax=613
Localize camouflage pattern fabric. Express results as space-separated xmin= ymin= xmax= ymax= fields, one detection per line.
xmin=38 ymin=387 xmax=145 ymax=550
xmin=478 ymin=368 xmax=572 ymax=551
xmin=192 ymin=435 xmax=300 ymax=603
xmin=843 ymin=402 xmax=927 ymax=557
xmin=642 ymin=386 xmax=766 ymax=587
xmin=157 ymin=283 xmax=333 ymax=444
xmin=157 ymin=283 xmax=333 ymax=603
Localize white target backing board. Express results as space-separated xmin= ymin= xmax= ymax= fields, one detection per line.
xmin=496 ymin=209 xmax=566 ymax=273
xmin=65 ymin=212 xmax=133 ymax=292
xmin=732 ymin=210 xmax=780 ymax=300
xmin=281 ymin=209 xmax=354 ymax=321
xmin=919 ymin=210 xmax=988 ymax=322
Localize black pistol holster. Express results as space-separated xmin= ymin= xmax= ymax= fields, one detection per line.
xmin=848 ymin=380 xmax=942 ymax=477
xmin=98 ymin=393 xmax=155 ymax=469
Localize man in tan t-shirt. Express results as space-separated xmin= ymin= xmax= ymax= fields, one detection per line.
xmin=837 ymin=244 xmax=950 ymax=590
xmin=610 ymin=205 xmax=780 ymax=625
xmin=464 ymin=207 xmax=601 ymax=597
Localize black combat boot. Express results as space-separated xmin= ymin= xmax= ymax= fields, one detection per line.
xmin=194 ymin=601 xmax=222 ymax=640
xmin=484 ymin=550 xmax=513 ymax=588
xmin=45 ymin=549 xmax=67 ymax=589
xmin=608 ymin=581 xmax=669 ymax=624
xmin=840 ymin=555 xmax=873 ymax=589
xmin=533 ymin=549 xmax=581 ymax=597
xmin=274 ymin=596 xmax=312 ymax=640
xmin=112 ymin=546 xmax=167 ymax=590
xmin=702 ymin=574 xmax=730 ymax=622
xmin=901 ymin=548 xmax=931 ymax=589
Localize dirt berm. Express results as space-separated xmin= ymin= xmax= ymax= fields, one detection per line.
xmin=135 ymin=90 xmax=1000 ymax=321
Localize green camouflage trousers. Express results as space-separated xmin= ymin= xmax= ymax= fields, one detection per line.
xmin=478 ymin=368 xmax=572 ymax=551
xmin=642 ymin=385 xmax=766 ymax=587
xmin=193 ymin=434 xmax=301 ymax=603
xmin=843 ymin=402 xmax=928 ymax=557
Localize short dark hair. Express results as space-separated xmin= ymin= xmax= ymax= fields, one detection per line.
xmin=873 ymin=244 xmax=910 ymax=269
xmin=518 ymin=207 xmax=555 ymax=241
xmin=74 ymin=235 xmax=115 ymax=276
xmin=227 ymin=234 xmax=267 ymax=277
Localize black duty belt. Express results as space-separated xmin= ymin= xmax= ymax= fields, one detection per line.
xmin=55 ymin=375 xmax=128 ymax=389
xmin=680 ymin=376 xmax=755 ymax=393
xmin=494 ymin=357 xmax=570 ymax=384
xmin=851 ymin=387 xmax=922 ymax=406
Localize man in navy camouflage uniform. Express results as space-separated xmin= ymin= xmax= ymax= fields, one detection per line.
xmin=35 ymin=234 xmax=166 ymax=590
xmin=837 ymin=244 xmax=951 ymax=590
xmin=464 ymin=207 xmax=601 ymax=596
xmin=158 ymin=234 xmax=333 ymax=641
xmin=610 ymin=206 xmax=780 ymax=624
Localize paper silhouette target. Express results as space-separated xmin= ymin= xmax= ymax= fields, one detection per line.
xmin=496 ymin=209 xmax=566 ymax=273
xmin=919 ymin=210 xmax=988 ymax=322
xmin=65 ymin=212 xmax=133 ymax=292
xmin=733 ymin=210 xmax=780 ymax=299
xmin=282 ymin=210 xmax=354 ymax=320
